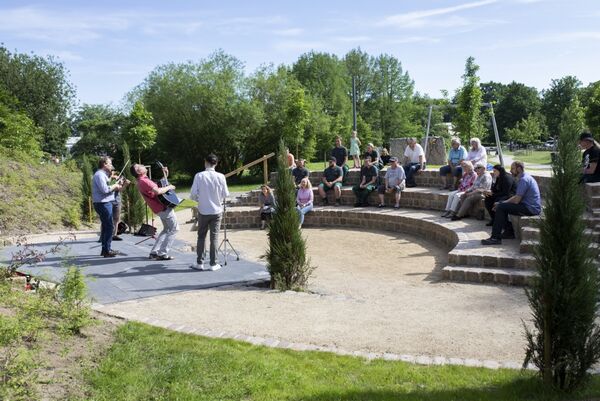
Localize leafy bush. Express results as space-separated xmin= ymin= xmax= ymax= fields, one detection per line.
xmin=56 ymin=266 xmax=94 ymax=335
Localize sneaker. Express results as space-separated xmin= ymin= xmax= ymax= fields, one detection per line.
xmin=481 ymin=237 xmax=502 ymax=245
xmin=501 ymin=231 xmax=516 ymax=239
xmin=156 ymin=255 xmax=174 ymax=261
xmin=189 ymin=263 xmax=205 ymax=271
xmin=335 ymin=199 xmax=342 ymax=206
xmin=149 ymin=252 xmax=158 ymax=259
xmin=450 ymin=215 xmax=462 ymax=221
xmin=377 ymin=203 xmax=385 ymax=208
xmin=322 ymin=198 xmax=329 ymax=206
xmin=101 ymin=250 xmax=118 ymax=258
xmin=112 ymin=236 xmax=123 ymax=241
xmin=406 ymin=183 xmax=416 ymax=188
xmin=207 ymin=263 xmax=222 ymax=271
xmin=394 ymin=204 xmax=400 ymax=209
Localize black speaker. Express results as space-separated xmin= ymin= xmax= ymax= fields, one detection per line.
xmin=136 ymin=223 xmax=157 ymax=237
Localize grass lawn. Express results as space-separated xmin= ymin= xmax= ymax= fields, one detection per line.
xmin=505 ymin=150 xmax=552 ymax=165
xmin=85 ymin=322 xmax=600 ymax=401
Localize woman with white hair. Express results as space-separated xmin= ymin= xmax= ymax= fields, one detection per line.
xmin=441 ymin=161 xmax=476 ymax=218
xmin=465 ymin=138 xmax=487 ymax=166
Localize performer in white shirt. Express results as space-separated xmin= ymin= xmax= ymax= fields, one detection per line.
xmin=189 ymin=154 xmax=229 ymax=271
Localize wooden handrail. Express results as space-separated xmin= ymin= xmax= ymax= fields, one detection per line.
xmin=225 ymin=152 xmax=276 ymax=184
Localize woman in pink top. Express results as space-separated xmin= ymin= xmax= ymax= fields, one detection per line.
xmin=442 ymin=161 xmax=476 ymax=218
xmin=296 ymin=177 xmax=314 ymax=228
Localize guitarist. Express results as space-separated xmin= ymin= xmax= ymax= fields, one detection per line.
xmin=131 ymin=163 xmax=179 ymax=261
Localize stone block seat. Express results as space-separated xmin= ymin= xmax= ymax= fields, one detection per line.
xmin=222 ymin=169 xmax=555 ymax=286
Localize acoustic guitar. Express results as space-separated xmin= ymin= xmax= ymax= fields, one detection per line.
xmin=156 ymin=161 xmax=182 ymax=208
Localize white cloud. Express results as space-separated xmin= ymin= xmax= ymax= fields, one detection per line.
xmin=492 ymin=31 xmax=600 ymax=49
xmin=386 ymin=36 xmax=441 ymax=44
xmin=378 ymin=0 xmax=497 ymax=28
xmin=332 ymin=36 xmax=371 ymax=43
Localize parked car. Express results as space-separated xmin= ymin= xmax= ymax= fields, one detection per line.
xmin=544 ymin=139 xmax=556 ymax=149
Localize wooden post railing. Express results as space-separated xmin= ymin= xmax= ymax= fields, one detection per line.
xmin=225 ymin=153 xmax=276 ymax=185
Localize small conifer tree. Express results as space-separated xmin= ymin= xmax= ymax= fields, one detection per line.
xmin=264 ymin=140 xmax=314 ymax=290
xmin=524 ymin=99 xmax=600 ymax=390
xmin=80 ymin=154 xmax=94 ymax=222
xmin=121 ymin=142 xmax=146 ymax=231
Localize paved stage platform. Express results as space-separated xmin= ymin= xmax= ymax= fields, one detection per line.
xmin=1 ymin=233 xmax=269 ymax=305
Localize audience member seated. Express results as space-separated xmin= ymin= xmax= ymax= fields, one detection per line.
xmin=380 ymin=148 xmax=391 ymax=166
xmin=318 ymin=156 xmax=343 ymax=206
xmin=364 ymin=143 xmax=383 ymax=170
xmin=452 ymin=162 xmax=492 ymax=221
xmin=465 ymin=137 xmax=487 ymax=166
xmin=296 ymin=177 xmax=314 ymax=228
xmin=481 ymin=161 xmax=541 ymax=245
xmin=579 ymin=132 xmax=600 ymax=183
xmin=377 ymin=156 xmax=405 ymax=209
xmin=352 ymin=156 xmax=379 ymax=207
xmin=332 ymin=136 xmax=349 ymax=184
xmin=258 ymin=184 xmax=276 ymax=230
xmin=441 ymin=161 xmax=476 ymax=218
xmin=403 ymin=137 xmax=426 ymax=188
xmin=484 ymin=165 xmax=516 ymax=226
xmin=439 ymin=137 xmax=467 ymax=190
xmin=292 ymin=159 xmax=310 ymax=188
xmin=287 ymin=148 xmax=296 ymax=170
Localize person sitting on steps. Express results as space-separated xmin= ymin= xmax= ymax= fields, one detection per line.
xmin=451 ymin=162 xmax=492 ymax=221
xmin=352 ymin=155 xmax=379 ymax=207
xmin=258 ymin=184 xmax=276 ymax=230
xmin=403 ymin=137 xmax=426 ymax=188
xmin=441 ymin=161 xmax=476 ymax=218
xmin=439 ymin=137 xmax=467 ymax=190
xmin=377 ymin=156 xmax=405 ymax=208
xmin=481 ymin=161 xmax=541 ymax=245
xmin=296 ymin=177 xmax=314 ymax=228
xmin=331 ymin=136 xmax=349 ymax=185
xmin=318 ymin=156 xmax=343 ymax=206
xmin=483 ymin=165 xmax=516 ymax=227
xmin=292 ymin=158 xmax=310 ymax=189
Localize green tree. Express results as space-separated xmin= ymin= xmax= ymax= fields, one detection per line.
xmin=494 ymin=82 xmax=541 ymax=140
xmin=0 ymin=46 xmax=75 ymax=155
xmin=454 ymin=57 xmax=485 ymax=143
xmin=0 ymin=89 xmax=43 ymax=158
xmin=123 ymin=101 xmax=157 ymax=163
xmin=505 ymin=114 xmax=545 ymax=145
xmin=120 ymin=142 xmax=146 ymax=231
xmin=524 ymin=98 xmax=600 ymax=391
xmin=70 ymin=104 xmax=125 ymax=157
xmin=80 ymin=154 xmax=94 ymax=222
xmin=247 ymin=66 xmax=311 ymax=166
xmin=583 ymin=81 xmax=600 ymax=137
xmin=136 ymin=50 xmax=262 ymax=176
xmin=542 ymin=76 xmax=582 ymax=138
xmin=264 ymin=141 xmax=313 ymax=290
xmin=343 ymin=47 xmax=372 ymax=117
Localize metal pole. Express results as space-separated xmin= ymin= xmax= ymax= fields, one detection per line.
xmin=263 ymin=157 xmax=268 ymax=185
xmin=423 ymin=105 xmax=433 ymax=155
xmin=352 ymin=76 xmax=357 ymax=131
xmin=489 ymin=103 xmax=504 ymax=166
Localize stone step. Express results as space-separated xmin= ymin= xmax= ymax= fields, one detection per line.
xmin=585 ymin=182 xmax=600 ymax=197
xmin=520 ymin=226 xmax=600 ymax=242
xmin=520 ymin=240 xmax=600 ymax=254
xmin=589 ymin=196 xmax=600 ymax=209
xmin=448 ymin=251 xmax=537 ymax=270
xmin=442 ymin=266 xmax=535 ymax=286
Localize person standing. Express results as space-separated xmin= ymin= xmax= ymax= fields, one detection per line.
xmin=403 ymin=138 xmax=426 ymax=187
xmin=331 ymin=136 xmax=349 ymax=184
xmin=189 ymin=154 xmax=230 ymax=271
xmin=131 ymin=163 xmax=179 ymax=261
xmin=110 ymin=168 xmax=130 ymax=241
xmin=349 ymin=130 xmax=361 ymax=168
xmin=92 ymin=156 xmax=122 ymax=257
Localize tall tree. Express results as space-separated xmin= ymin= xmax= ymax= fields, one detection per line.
xmin=0 ymin=46 xmax=75 ymax=155
xmin=70 ymin=104 xmax=125 ymax=158
xmin=524 ymin=98 xmax=600 ymax=391
xmin=0 ymin=88 xmax=43 ymax=158
xmin=343 ymin=48 xmax=372 ymax=117
xmin=505 ymin=114 xmax=545 ymax=145
xmin=583 ymin=81 xmax=600 ymax=137
xmin=542 ymin=76 xmax=582 ymax=138
xmin=454 ymin=57 xmax=485 ymax=143
xmin=136 ymin=50 xmax=263 ymax=176
xmin=494 ymin=81 xmax=542 ymax=140
xmin=123 ymin=101 xmax=157 ymax=163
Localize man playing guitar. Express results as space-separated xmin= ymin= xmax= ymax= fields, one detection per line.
xmin=131 ymin=163 xmax=179 ymax=261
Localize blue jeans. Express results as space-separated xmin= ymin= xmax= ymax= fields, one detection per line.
xmin=94 ymin=202 xmax=114 ymax=254
xmin=296 ymin=204 xmax=313 ymax=226
xmin=491 ymin=202 xmax=536 ymax=239
xmin=439 ymin=165 xmax=462 ymax=177
xmin=404 ymin=163 xmax=424 ymax=185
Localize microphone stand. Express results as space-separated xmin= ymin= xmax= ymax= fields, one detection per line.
xmin=218 ymin=202 xmax=239 ymax=265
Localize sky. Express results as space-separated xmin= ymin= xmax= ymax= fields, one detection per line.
xmin=1 ymin=0 xmax=599 ymax=107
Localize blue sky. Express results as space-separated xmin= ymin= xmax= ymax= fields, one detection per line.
xmin=1 ymin=0 xmax=598 ymax=106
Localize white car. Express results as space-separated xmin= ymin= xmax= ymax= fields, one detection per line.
xmin=544 ymin=140 xmax=556 ymax=149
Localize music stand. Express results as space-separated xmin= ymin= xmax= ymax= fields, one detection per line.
xmin=218 ymin=203 xmax=239 ymax=265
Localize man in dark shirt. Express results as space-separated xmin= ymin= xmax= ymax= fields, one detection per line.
xmin=292 ymin=159 xmax=310 ymax=188
xmin=318 ymin=156 xmax=343 ymax=206
xmin=352 ymin=156 xmax=379 ymax=207
xmin=580 ymin=132 xmax=600 ymax=183
xmin=331 ymin=136 xmax=349 ymax=184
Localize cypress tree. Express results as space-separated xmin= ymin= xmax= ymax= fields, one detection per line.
xmin=121 ymin=142 xmax=146 ymax=231
xmin=264 ymin=140 xmax=314 ymax=290
xmin=80 ymin=154 xmax=93 ymax=222
xmin=524 ymin=99 xmax=600 ymax=390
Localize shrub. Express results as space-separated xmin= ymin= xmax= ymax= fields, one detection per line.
xmin=56 ymin=266 xmax=94 ymax=335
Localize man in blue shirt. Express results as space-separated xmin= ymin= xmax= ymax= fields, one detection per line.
xmin=481 ymin=161 xmax=541 ymax=245
xmin=439 ymin=138 xmax=467 ymax=190
xmin=92 ymin=156 xmax=123 ymax=257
